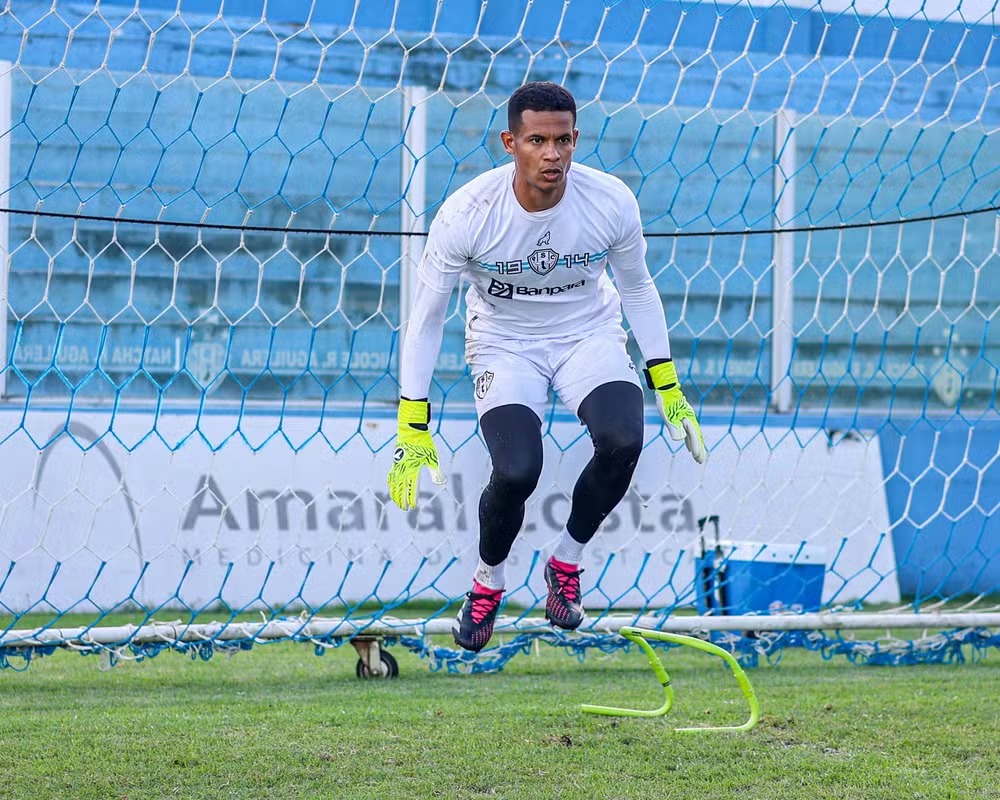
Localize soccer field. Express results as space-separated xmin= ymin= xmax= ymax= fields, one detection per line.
xmin=2 ymin=643 xmax=998 ymax=800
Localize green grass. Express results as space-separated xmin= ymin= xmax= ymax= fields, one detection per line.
xmin=1 ymin=634 xmax=999 ymax=800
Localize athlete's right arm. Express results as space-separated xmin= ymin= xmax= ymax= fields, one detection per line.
xmin=388 ymin=207 xmax=467 ymax=510
xmin=388 ymin=280 xmax=453 ymax=510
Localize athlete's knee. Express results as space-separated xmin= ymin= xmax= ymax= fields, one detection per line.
xmin=489 ymin=450 xmax=542 ymax=500
xmin=481 ymin=404 xmax=544 ymax=499
xmin=592 ymin=421 xmax=643 ymax=468
xmin=579 ymin=382 xmax=644 ymax=467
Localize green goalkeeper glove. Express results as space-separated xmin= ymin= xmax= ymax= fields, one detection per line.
xmin=387 ymin=397 xmax=447 ymax=510
xmin=644 ymin=360 xmax=708 ymax=465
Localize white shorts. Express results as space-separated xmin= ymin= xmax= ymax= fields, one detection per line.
xmin=465 ymin=325 xmax=642 ymax=421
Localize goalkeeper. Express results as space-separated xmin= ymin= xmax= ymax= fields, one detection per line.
xmin=388 ymin=81 xmax=707 ymax=652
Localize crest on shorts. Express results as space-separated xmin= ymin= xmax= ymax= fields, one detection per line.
xmin=475 ymin=371 xmax=494 ymax=399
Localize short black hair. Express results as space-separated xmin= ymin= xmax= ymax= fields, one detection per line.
xmin=507 ymin=81 xmax=577 ymax=132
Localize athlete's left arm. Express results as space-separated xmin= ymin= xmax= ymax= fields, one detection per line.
xmin=606 ymin=189 xmax=669 ymax=360
xmin=608 ymin=190 xmax=708 ymax=465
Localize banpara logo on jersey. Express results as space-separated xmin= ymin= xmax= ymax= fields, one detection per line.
xmin=487 ymin=277 xmax=586 ymax=299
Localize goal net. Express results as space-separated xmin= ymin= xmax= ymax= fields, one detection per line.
xmin=0 ymin=0 xmax=997 ymax=671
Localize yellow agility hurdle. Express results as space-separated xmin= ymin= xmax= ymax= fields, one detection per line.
xmin=581 ymin=627 xmax=761 ymax=732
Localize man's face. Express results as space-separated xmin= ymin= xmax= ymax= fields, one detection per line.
xmin=501 ymin=110 xmax=578 ymax=203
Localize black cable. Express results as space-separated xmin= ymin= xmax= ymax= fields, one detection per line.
xmin=0 ymin=202 xmax=997 ymax=238
xmin=0 ymin=207 xmax=408 ymax=237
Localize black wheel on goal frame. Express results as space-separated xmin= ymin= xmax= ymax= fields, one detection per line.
xmin=355 ymin=648 xmax=399 ymax=679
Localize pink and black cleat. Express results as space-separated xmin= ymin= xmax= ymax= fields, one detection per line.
xmin=452 ymin=585 xmax=504 ymax=652
xmin=544 ymin=559 xmax=585 ymax=630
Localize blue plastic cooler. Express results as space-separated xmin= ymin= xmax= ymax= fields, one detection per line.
xmin=695 ymin=540 xmax=826 ymax=616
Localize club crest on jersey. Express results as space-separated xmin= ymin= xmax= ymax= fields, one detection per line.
xmin=528 ymin=246 xmax=560 ymax=276
xmin=475 ymin=371 xmax=494 ymax=399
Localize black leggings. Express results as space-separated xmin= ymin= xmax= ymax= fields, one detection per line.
xmin=478 ymin=381 xmax=644 ymax=566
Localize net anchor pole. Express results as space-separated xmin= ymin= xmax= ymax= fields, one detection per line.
xmin=0 ymin=61 xmax=12 ymax=400
xmin=770 ymin=108 xmax=797 ymax=413
xmin=399 ymin=86 xmax=429 ymax=360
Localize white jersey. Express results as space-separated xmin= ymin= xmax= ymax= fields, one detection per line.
xmin=417 ymin=162 xmax=649 ymax=340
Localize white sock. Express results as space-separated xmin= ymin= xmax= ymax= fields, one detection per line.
xmin=474 ymin=559 xmax=506 ymax=591
xmin=551 ymin=529 xmax=586 ymax=566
